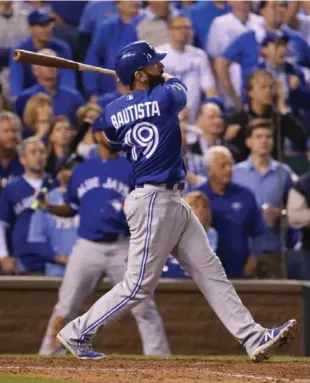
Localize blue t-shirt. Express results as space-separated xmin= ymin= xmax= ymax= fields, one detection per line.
xmin=83 ymin=15 xmax=138 ymax=96
xmin=28 ymin=187 xmax=79 ymax=276
xmin=0 ymin=176 xmax=55 ymax=271
xmin=181 ymin=1 xmax=231 ymax=48
xmin=0 ymin=156 xmax=24 ymax=191
xmin=10 ymin=37 xmax=76 ymax=97
xmin=64 ymin=157 xmax=131 ymax=241
xmin=97 ymin=78 xmax=187 ymax=185
xmin=196 ymin=181 xmax=266 ymax=278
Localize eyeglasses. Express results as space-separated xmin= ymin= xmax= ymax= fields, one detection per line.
xmin=170 ymin=26 xmax=191 ymax=31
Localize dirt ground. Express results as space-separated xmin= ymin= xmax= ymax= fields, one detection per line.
xmin=0 ymin=357 xmax=310 ymax=383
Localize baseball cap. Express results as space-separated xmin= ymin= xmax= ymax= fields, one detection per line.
xmin=28 ymin=9 xmax=54 ymax=26
xmin=261 ymin=31 xmax=289 ymax=47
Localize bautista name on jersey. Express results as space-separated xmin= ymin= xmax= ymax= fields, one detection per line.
xmin=111 ymin=101 xmax=160 ymax=130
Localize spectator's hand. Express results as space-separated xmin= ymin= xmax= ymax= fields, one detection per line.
xmin=274 ymin=80 xmax=289 ymax=114
xmin=224 ymin=124 xmax=241 ymax=140
xmin=35 ymin=121 xmax=51 ymax=138
xmin=288 ymin=75 xmax=300 ymax=90
xmin=0 ymin=256 xmax=18 ymax=275
xmin=55 ymin=254 xmax=69 ymax=265
xmin=262 ymin=205 xmax=282 ymax=227
xmin=243 ymin=255 xmax=258 ymax=278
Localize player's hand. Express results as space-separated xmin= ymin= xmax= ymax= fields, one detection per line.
xmin=162 ymin=73 xmax=175 ymax=82
xmin=243 ymin=255 xmax=258 ymax=278
xmin=0 ymin=256 xmax=18 ymax=275
xmin=55 ymin=254 xmax=69 ymax=265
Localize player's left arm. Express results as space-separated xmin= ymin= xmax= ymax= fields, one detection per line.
xmin=93 ymin=112 xmax=123 ymax=150
xmin=163 ymin=76 xmax=188 ymax=114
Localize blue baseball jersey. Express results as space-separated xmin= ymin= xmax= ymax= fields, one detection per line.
xmin=98 ymin=78 xmax=187 ymax=185
xmin=64 ymin=157 xmax=131 ymax=241
xmin=0 ymin=176 xmax=55 ymax=271
xmin=28 ymin=187 xmax=79 ymax=276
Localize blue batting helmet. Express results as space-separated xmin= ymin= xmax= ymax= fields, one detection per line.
xmin=114 ymin=41 xmax=167 ymax=86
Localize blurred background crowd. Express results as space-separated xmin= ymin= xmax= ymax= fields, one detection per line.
xmin=1 ymin=0 xmax=310 ymax=281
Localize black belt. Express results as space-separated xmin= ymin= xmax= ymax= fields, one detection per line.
xmin=136 ymin=182 xmax=185 ymax=192
xmin=92 ymin=233 xmax=126 ymax=243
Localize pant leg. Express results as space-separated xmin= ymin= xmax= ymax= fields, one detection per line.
xmin=174 ymin=202 xmax=265 ymax=357
xmin=106 ymin=238 xmax=171 ymax=355
xmin=61 ymin=187 xmax=187 ymax=345
xmin=39 ymin=238 xmax=106 ymax=355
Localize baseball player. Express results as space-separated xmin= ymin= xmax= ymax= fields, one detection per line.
xmin=40 ymin=128 xmax=170 ymax=356
xmin=57 ymin=41 xmax=297 ymax=362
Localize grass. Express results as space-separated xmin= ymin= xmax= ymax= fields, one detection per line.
xmin=0 ymin=376 xmax=74 ymax=383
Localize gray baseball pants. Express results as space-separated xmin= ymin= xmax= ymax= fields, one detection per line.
xmin=40 ymin=236 xmax=170 ymax=355
xmin=60 ymin=185 xmax=265 ymax=357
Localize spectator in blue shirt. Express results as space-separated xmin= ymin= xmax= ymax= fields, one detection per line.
xmin=181 ymin=1 xmax=231 ymax=49
xmin=233 ymin=118 xmax=297 ymax=278
xmin=258 ymin=31 xmax=310 ymax=127
xmin=0 ymin=111 xmax=23 ymax=192
xmin=83 ymin=1 xmax=140 ymax=99
xmin=196 ymin=146 xmax=266 ymax=278
xmin=0 ymin=137 xmax=67 ymax=275
xmin=79 ymin=1 xmax=117 ymax=39
xmin=14 ymin=48 xmax=84 ymax=125
xmin=216 ymin=1 xmax=310 ymax=109
xmin=28 ymin=161 xmax=79 ymax=276
xmin=10 ymin=9 xmax=76 ymax=98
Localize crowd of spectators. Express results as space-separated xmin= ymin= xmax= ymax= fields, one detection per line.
xmin=1 ymin=0 xmax=310 ymax=280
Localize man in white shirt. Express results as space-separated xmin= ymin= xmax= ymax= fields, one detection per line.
xmin=157 ymin=15 xmax=218 ymax=123
xmin=208 ymin=1 xmax=263 ymax=108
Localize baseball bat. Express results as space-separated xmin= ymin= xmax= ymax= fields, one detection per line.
xmin=31 ymin=121 xmax=92 ymax=210
xmin=13 ymin=49 xmax=116 ymax=77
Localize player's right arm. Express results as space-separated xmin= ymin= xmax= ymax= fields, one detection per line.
xmin=0 ymin=185 xmax=18 ymax=274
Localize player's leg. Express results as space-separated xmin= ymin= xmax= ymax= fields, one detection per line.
xmin=57 ymin=188 xmax=186 ymax=357
xmin=174 ymin=202 xmax=296 ymax=361
xmin=106 ymin=237 xmax=171 ymax=355
xmin=39 ymin=238 xmax=105 ymax=355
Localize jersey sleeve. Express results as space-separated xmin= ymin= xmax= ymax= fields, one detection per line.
xmin=0 ymin=186 xmax=14 ymax=227
xmin=165 ymin=78 xmax=188 ymax=114
xmin=93 ymin=114 xmax=122 ymax=149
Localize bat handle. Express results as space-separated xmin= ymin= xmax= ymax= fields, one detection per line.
xmin=30 ymin=187 xmax=48 ymax=211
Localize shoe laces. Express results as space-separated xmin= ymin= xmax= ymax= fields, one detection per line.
xmin=78 ymin=337 xmax=94 ymax=354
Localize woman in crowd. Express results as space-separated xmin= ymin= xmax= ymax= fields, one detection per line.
xmin=22 ymin=93 xmax=54 ymax=139
xmin=45 ymin=115 xmax=81 ymax=175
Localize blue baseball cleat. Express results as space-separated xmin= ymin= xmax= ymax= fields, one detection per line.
xmin=56 ymin=333 xmax=106 ymax=360
xmin=251 ymin=319 xmax=297 ymax=362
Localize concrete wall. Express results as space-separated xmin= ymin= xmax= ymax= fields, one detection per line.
xmin=0 ymin=278 xmax=303 ymax=355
